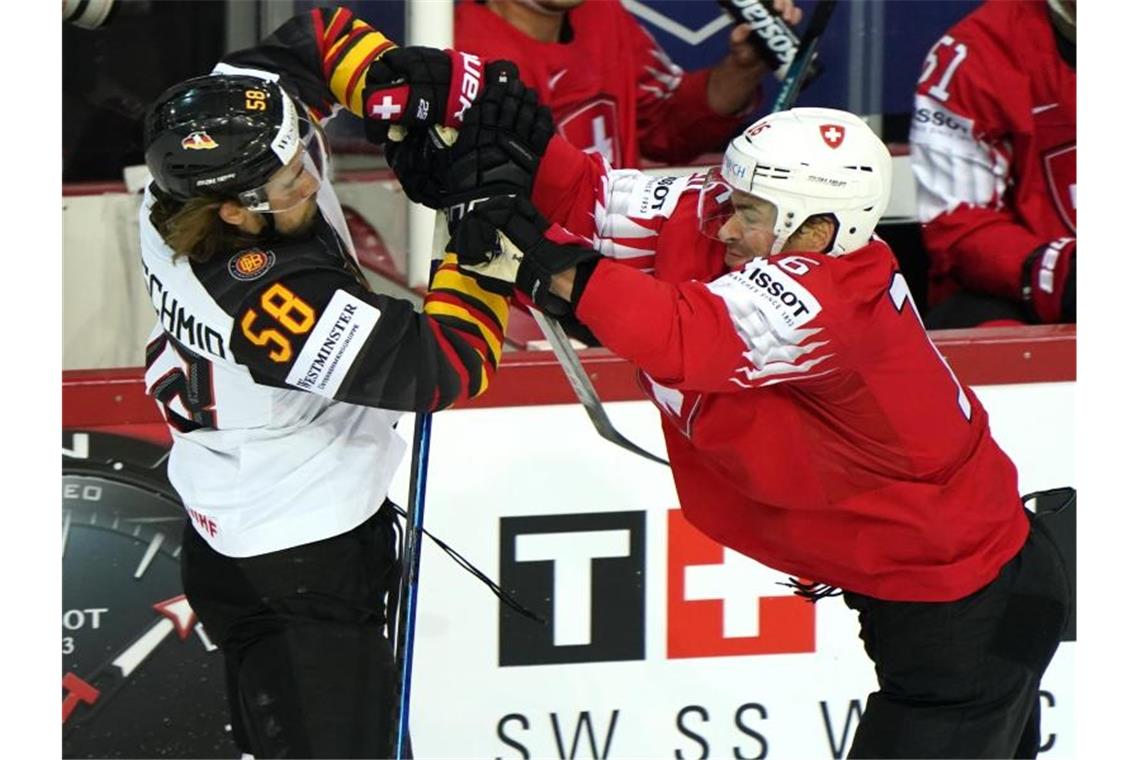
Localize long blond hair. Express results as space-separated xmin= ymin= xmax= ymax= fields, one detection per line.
xmin=149 ymin=191 xmax=259 ymax=263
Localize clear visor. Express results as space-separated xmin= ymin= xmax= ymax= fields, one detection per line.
xmin=238 ymin=117 xmax=329 ymax=214
xmin=697 ymin=167 xmax=780 ymax=241
xmin=697 ymin=166 xmax=736 ymax=240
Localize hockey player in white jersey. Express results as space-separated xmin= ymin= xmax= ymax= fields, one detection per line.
xmin=137 ymin=6 xmax=517 ymax=757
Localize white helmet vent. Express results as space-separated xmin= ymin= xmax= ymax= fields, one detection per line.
xmin=753 ymin=165 xmax=791 ymax=181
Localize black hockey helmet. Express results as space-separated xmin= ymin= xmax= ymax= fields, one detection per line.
xmin=143 ymin=74 xmax=325 ymax=209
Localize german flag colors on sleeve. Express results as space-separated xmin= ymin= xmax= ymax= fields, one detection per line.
xmin=423 ymin=254 xmax=510 ymax=403
xmin=311 ymin=6 xmax=396 ymax=116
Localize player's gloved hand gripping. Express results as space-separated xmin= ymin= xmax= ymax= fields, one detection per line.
xmin=450 ymin=196 xmax=600 ymax=317
xmin=442 ymin=70 xmax=554 ymax=208
xmin=363 ymin=46 xmax=488 ymax=133
xmin=362 ymin=46 xmax=493 ymax=207
xmin=369 ymin=51 xmax=554 ymax=212
xmin=1022 ymin=240 xmax=1076 ymax=323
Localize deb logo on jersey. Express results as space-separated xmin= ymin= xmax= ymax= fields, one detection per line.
xmin=227 ymin=249 xmax=276 ymax=281
xmin=558 ymin=97 xmax=621 ymax=166
xmin=497 ymin=509 xmax=815 ymax=667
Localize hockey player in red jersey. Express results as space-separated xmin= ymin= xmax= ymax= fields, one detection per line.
xmin=453 ymin=0 xmax=801 ymax=168
xmin=437 ymin=99 xmax=1072 ymax=756
xmin=910 ymin=0 xmax=1076 ymax=327
xmin=139 ymin=7 xmax=516 ymax=757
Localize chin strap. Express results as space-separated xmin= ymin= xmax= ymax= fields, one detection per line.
xmin=259 ymin=212 xmax=278 ymax=236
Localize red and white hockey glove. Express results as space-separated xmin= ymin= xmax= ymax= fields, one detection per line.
xmin=1022 ymin=238 xmax=1076 ymax=323
xmin=363 ymin=46 xmax=487 ymax=133
xmin=450 ymin=195 xmax=600 ymax=316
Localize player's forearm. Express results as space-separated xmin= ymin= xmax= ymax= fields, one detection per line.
xmin=220 ymin=6 xmax=395 ymax=119
xmin=420 ymin=256 xmax=509 ymax=407
xmin=530 ymin=135 xmax=610 ymax=237
xmin=706 ymin=59 xmax=764 ymax=116
xmin=922 ymin=209 xmax=1048 ymax=302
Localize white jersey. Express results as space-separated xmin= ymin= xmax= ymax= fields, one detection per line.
xmin=140 ymin=185 xmax=405 ymax=557
xmin=139 ymin=47 xmax=509 ymax=556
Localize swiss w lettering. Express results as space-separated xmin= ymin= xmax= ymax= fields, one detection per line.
xmin=499 ymin=512 xmax=645 ymax=666
xmin=666 ymin=510 xmax=815 ymax=658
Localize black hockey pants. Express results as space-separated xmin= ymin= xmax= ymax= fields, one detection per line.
xmin=181 ymin=502 xmax=405 ymax=759
xmin=843 ymin=508 xmax=1072 ymax=758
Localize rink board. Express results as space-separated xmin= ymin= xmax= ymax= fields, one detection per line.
xmin=62 ymin=328 xmax=1076 ymax=759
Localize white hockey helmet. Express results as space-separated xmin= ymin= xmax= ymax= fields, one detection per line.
xmin=699 ymin=107 xmax=892 ymax=256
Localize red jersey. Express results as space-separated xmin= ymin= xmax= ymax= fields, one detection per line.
xmin=454 ymin=0 xmax=745 ymax=168
xmin=909 ymin=0 xmax=1076 ymax=311
xmin=533 ymin=137 xmax=1029 ymax=602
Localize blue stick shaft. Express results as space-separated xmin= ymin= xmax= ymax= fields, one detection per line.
xmin=393 ymin=408 xmax=432 ymax=758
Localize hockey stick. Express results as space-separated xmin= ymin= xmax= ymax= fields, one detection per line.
xmin=771 ymin=0 xmax=838 ymax=113
xmin=391 ymin=267 xmax=437 ymax=759
xmin=423 ymin=127 xmax=669 ymax=467
xmin=517 ymin=4 xmax=842 ymax=467
xmin=529 ymin=307 xmax=669 ymax=465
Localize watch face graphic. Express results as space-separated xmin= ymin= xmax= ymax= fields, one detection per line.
xmin=62 ymin=431 xmax=235 ymax=758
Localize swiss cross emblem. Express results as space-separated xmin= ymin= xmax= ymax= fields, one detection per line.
xmin=366 ymin=89 xmax=407 ymax=121
xmin=665 ymin=510 xmax=816 ymax=659
xmin=819 ymin=124 xmax=845 ymax=149
xmin=557 ymin=97 xmax=621 ymax=166
xmin=371 ymin=95 xmax=402 ymax=120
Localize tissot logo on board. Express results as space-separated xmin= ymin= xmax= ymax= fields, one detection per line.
xmin=499 ymin=512 xmax=645 ymax=666
xmin=498 ymin=509 xmax=817 ymax=666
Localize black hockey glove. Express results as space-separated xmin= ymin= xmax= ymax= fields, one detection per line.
xmin=377 ymin=60 xmax=537 ymax=211
xmin=451 ymin=195 xmax=600 ymax=316
xmin=444 ymin=70 xmax=555 ymax=210
xmin=382 ymin=125 xmax=453 ymax=208
xmin=363 ymin=47 xmax=488 ymax=138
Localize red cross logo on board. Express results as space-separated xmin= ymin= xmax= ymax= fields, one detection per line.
xmin=819 ymin=124 xmax=846 ymax=149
